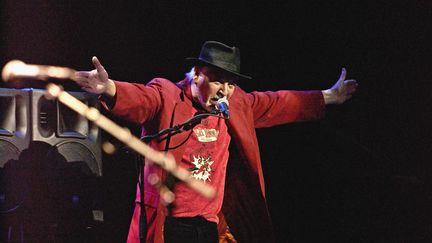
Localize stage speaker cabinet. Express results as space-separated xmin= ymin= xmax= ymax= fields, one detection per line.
xmin=0 ymin=88 xmax=103 ymax=241
xmin=0 ymin=88 xmax=29 ymax=168
xmin=0 ymin=88 xmax=102 ymax=175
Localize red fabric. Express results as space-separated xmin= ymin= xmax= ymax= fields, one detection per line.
xmin=172 ymin=108 xmax=230 ymax=223
xmin=127 ymin=203 xmax=157 ymax=243
xmin=106 ymin=78 xmax=325 ymax=243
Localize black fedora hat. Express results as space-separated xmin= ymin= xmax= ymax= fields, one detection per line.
xmin=185 ymin=41 xmax=252 ymax=80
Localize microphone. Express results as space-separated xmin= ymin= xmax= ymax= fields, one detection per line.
xmin=217 ymin=97 xmax=230 ymax=119
xmin=2 ymin=59 xmax=77 ymax=82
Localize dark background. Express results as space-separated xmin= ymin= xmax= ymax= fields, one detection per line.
xmin=1 ymin=0 xmax=431 ymax=242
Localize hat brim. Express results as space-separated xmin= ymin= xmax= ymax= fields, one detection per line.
xmin=185 ymin=57 xmax=252 ymax=80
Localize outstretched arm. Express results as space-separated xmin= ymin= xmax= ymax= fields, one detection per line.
xmin=322 ymin=67 xmax=358 ymax=105
xmin=74 ymin=56 xmax=116 ymax=97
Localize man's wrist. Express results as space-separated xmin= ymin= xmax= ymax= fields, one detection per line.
xmin=322 ymin=89 xmax=336 ymax=105
xmin=105 ymin=79 xmax=116 ymax=97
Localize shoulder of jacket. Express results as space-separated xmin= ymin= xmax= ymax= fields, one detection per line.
xmin=231 ymin=86 xmax=250 ymax=104
xmin=148 ymin=77 xmax=177 ymax=86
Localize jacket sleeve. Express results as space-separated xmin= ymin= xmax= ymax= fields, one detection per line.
xmin=100 ymin=79 xmax=164 ymax=125
xmin=247 ymin=90 xmax=326 ymax=128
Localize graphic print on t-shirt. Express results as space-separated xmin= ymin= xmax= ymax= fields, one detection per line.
xmin=189 ymin=155 xmax=214 ymax=181
xmin=187 ymin=127 xmax=220 ymax=182
xmin=193 ymin=127 xmax=219 ymax=142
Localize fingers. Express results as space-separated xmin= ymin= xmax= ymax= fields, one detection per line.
xmin=344 ymin=79 xmax=358 ymax=87
xmin=345 ymin=79 xmax=358 ymax=89
xmin=74 ymin=73 xmax=89 ymax=87
xmin=345 ymin=80 xmax=358 ymax=94
xmin=73 ymin=57 xmax=108 ymax=93
xmin=92 ymin=56 xmax=106 ymax=74
xmin=338 ymin=67 xmax=347 ymax=82
xmin=75 ymin=71 xmax=90 ymax=78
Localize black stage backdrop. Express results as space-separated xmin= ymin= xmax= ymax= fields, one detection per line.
xmin=1 ymin=1 xmax=431 ymax=242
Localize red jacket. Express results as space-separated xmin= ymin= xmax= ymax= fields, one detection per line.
xmin=107 ymin=78 xmax=325 ymax=242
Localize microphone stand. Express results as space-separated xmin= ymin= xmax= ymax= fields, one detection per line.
xmin=136 ymin=111 xmax=225 ymax=243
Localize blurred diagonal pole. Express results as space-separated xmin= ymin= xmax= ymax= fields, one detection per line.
xmin=44 ymin=83 xmax=216 ymax=200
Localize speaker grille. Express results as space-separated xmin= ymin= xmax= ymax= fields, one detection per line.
xmin=49 ymin=141 xmax=100 ymax=177
xmin=0 ymin=140 xmax=20 ymax=168
xmin=0 ymin=141 xmax=28 ymax=214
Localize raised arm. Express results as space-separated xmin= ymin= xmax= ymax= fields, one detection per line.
xmin=246 ymin=67 xmax=358 ymax=128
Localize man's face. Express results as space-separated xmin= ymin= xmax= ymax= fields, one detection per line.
xmin=192 ymin=66 xmax=236 ymax=112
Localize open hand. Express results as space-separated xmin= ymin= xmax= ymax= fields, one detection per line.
xmin=75 ymin=56 xmax=113 ymax=95
xmin=323 ymin=67 xmax=358 ymax=104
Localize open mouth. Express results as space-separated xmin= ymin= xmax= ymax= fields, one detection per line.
xmin=209 ymin=97 xmax=220 ymax=105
